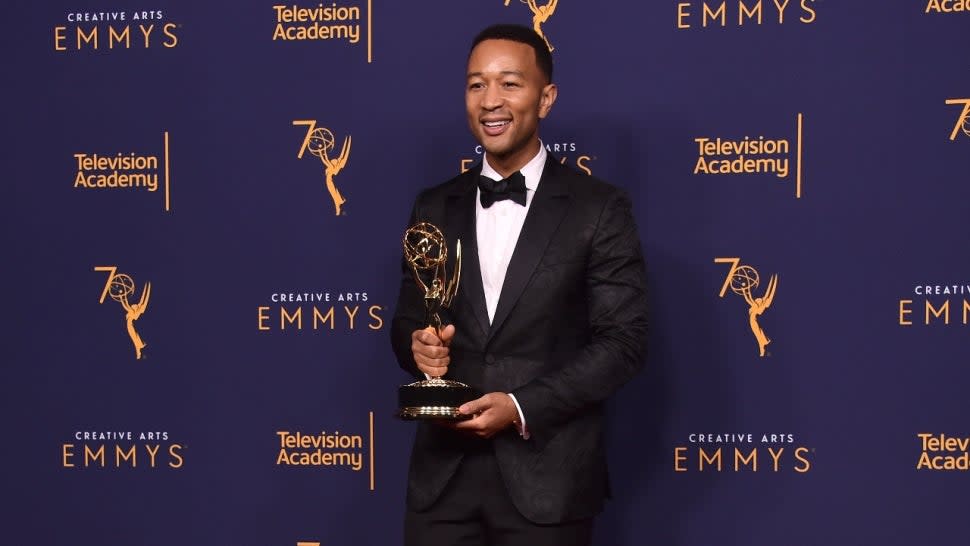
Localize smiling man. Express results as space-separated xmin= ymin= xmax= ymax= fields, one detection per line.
xmin=465 ymin=33 xmax=556 ymax=177
xmin=390 ymin=24 xmax=649 ymax=546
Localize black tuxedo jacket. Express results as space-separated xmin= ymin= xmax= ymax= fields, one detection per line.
xmin=390 ymin=155 xmax=648 ymax=524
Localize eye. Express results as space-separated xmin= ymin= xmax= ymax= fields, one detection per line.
xmin=468 ymin=82 xmax=484 ymax=91
xmin=502 ymin=81 xmax=520 ymax=88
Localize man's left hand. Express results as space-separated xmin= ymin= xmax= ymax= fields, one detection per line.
xmin=445 ymin=393 xmax=519 ymax=439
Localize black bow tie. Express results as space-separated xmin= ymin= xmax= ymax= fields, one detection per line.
xmin=478 ymin=171 xmax=527 ymax=208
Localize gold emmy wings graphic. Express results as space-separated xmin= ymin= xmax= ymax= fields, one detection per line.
xmin=946 ymin=98 xmax=970 ymax=141
xmin=294 ymin=120 xmax=352 ymax=215
xmin=505 ymin=0 xmax=557 ymax=52
xmin=716 ymin=258 xmax=778 ymax=357
xmin=95 ymin=266 xmax=151 ymax=360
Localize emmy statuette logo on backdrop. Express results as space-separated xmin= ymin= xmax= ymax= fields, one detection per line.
xmin=294 ymin=120 xmax=352 ymax=215
xmin=715 ymin=257 xmax=778 ymax=357
xmin=95 ymin=266 xmax=151 ymax=360
xmin=504 ymin=0 xmax=557 ymax=51
xmin=946 ymin=98 xmax=970 ymax=141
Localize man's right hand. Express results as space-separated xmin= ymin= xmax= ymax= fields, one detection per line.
xmin=411 ymin=324 xmax=455 ymax=378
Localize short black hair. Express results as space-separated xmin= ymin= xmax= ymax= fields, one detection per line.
xmin=470 ymin=24 xmax=553 ymax=83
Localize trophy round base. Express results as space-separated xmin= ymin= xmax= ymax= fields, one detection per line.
xmin=397 ymin=405 xmax=469 ymax=420
xmin=397 ymin=378 xmax=481 ymax=421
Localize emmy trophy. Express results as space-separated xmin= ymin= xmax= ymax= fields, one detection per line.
xmin=397 ymin=222 xmax=481 ymax=420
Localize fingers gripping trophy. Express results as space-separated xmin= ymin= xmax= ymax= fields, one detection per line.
xmin=397 ymin=222 xmax=481 ymax=420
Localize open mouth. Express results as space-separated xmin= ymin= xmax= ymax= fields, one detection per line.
xmin=481 ymin=119 xmax=511 ymax=136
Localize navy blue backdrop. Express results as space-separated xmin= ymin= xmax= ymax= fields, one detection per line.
xmin=4 ymin=1 xmax=970 ymax=544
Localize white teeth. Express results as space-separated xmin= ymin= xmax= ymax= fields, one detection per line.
xmin=484 ymin=121 xmax=509 ymax=127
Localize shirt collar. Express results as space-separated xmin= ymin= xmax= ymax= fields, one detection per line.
xmin=481 ymin=140 xmax=547 ymax=192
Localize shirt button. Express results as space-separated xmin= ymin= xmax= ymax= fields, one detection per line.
xmin=484 ymin=354 xmax=495 ymax=365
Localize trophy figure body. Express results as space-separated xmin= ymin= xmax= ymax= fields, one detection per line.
xmin=397 ymin=222 xmax=481 ymax=420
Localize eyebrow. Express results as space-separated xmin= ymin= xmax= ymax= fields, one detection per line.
xmin=466 ymin=70 xmax=526 ymax=79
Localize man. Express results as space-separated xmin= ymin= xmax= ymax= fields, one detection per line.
xmin=390 ymin=24 xmax=648 ymax=546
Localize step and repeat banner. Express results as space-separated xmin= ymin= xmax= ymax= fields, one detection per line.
xmin=4 ymin=1 xmax=969 ymax=544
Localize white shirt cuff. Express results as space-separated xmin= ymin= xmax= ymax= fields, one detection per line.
xmin=507 ymin=393 xmax=530 ymax=440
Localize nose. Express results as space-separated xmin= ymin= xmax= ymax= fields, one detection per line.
xmin=481 ymin=83 xmax=503 ymax=111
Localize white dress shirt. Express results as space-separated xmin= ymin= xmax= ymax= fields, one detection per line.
xmin=477 ymin=143 xmax=547 ymax=439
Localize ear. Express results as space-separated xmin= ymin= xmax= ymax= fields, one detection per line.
xmin=538 ymin=83 xmax=558 ymax=119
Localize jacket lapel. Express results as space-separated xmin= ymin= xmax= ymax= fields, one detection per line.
xmin=486 ymin=156 xmax=570 ymax=345
xmin=444 ymin=168 xmax=490 ymax=343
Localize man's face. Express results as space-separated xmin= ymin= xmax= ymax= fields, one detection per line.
xmin=465 ymin=39 xmax=556 ymax=172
